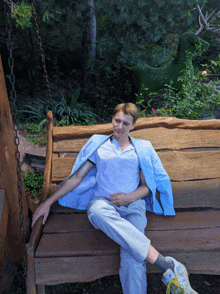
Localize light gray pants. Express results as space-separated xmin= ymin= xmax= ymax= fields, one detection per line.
xmin=87 ymin=197 xmax=151 ymax=294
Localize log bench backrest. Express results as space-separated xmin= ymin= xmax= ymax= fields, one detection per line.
xmin=44 ymin=111 xmax=220 ymax=210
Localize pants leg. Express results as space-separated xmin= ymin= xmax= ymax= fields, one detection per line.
xmin=87 ymin=198 xmax=149 ymax=294
xmin=119 ymin=200 xmax=147 ymax=294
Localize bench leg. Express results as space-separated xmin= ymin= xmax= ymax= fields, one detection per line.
xmin=37 ymin=285 xmax=46 ymax=294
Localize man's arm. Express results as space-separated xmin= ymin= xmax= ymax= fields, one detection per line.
xmin=107 ymin=169 xmax=151 ymax=206
xmin=31 ymin=160 xmax=94 ymax=227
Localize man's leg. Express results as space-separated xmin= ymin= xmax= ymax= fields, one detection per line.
xmin=119 ymin=199 xmax=147 ymax=294
xmin=87 ymin=198 xmax=150 ymax=263
xmin=87 ymin=198 xmax=198 ymax=294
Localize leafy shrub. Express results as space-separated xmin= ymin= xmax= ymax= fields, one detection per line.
xmin=22 ymin=171 xmax=43 ymax=196
xmin=18 ymin=123 xmax=47 ymax=146
xmin=11 ymin=1 xmax=33 ymax=28
xmin=136 ymin=59 xmax=220 ymax=120
xmin=53 ymin=90 xmax=98 ymax=126
xmin=18 ymin=89 xmax=98 ymax=127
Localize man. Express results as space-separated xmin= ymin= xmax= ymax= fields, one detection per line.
xmin=32 ymin=103 xmax=198 ymax=294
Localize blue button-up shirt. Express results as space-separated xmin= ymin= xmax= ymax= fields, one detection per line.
xmin=89 ymin=137 xmax=140 ymax=198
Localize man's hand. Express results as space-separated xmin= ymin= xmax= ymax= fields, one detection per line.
xmin=106 ymin=193 xmax=134 ymax=206
xmin=31 ymin=201 xmax=51 ymax=227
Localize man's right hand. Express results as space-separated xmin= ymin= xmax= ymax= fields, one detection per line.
xmin=31 ymin=201 xmax=51 ymax=227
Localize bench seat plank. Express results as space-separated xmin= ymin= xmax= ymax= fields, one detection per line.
xmin=52 ymin=150 xmax=220 ymax=182
xmin=172 ymin=179 xmax=220 ymax=208
xmin=159 ymin=150 xmax=220 ymax=181
xmin=52 ymin=118 xmax=220 ymax=140
xmin=36 ymin=230 xmax=119 ymax=258
xmin=35 ymin=251 xmax=220 ymax=285
xmin=35 ymin=255 xmax=120 ymax=285
xmin=50 ymin=178 xmax=220 ymax=211
xmin=53 ymin=129 xmax=220 ymax=153
xmin=43 ymin=210 xmax=220 ymax=233
xmin=36 ymin=226 xmax=220 ymax=258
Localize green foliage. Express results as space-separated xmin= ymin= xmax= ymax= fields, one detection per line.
xmin=18 ymin=89 xmax=98 ymax=126
xmin=137 ymin=58 xmax=220 ymax=120
xmin=2 ymin=0 xmax=219 ymax=121
xmin=52 ymin=90 xmax=98 ymax=126
xmin=156 ymin=80 xmax=220 ymax=120
xmin=11 ymin=1 xmax=33 ymax=28
xmin=22 ymin=171 xmax=43 ymax=196
xmin=131 ymin=33 xmax=209 ymax=96
xmin=21 ymin=122 xmax=47 ymax=134
xmin=17 ymin=98 xmax=53 ymax=124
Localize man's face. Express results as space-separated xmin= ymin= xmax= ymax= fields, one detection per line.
xmin=112 ymin=111 xmax=135 ymax=138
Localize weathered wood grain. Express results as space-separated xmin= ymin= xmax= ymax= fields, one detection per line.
xmin=35 ymin=255 xmax=120 ymax=285
xmin=53 ymin=128 xmax=220 ymax=153
xmin=159 ymin=150 xmax=220 ymax=181
xmin=36 ymin=230 xmax=119 ymax=258
xmin=52 ymin=157 xmax=76 ymax=181
xmin=54 ymin=138 xmax=89 ymax=153
xmin=40 ymin=111 xmax=54 ymax=203
xmin=53 ymin=117 xmax=220 ymax=140
xmin=0 ymin=189 xmax=8 ymax=277
xmin=0 ymin=56 xmax=29 ymax=263
xmin=36 ymin=226 xmax=220 ymax=258
xmin=172 ymin=179 xmax=220 ymax=208
xmin=49 ymin=178 xmax=220 ymax=211
xmin=43 ymin=210 xmax=220 ymax=234
xmin=35 ymin=251 xmax=220 ymax=285
xmin=26 ymin=215 xmax=45 ymax=294
xmin=51 ymin=150 xmax=220 ymax=182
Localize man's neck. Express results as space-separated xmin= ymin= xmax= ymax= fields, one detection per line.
xmin=112 ymin=135 xmax=131 ymax=147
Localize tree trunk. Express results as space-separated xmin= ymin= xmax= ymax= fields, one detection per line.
xmin=82 ymin=0 xmax=97 ymax=89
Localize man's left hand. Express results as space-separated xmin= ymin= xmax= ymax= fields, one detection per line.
xmin=106 ymin=193 xmax=134 ymax=206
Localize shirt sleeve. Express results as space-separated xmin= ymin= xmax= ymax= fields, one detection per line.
xmin=87 ymin=158 xmax=95 ymax=165
xmin=88 ymin=150 xmax=97 ymax=165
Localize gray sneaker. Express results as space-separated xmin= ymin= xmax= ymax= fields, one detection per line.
xmin=162 ymin=256 xmax=198 ymax=294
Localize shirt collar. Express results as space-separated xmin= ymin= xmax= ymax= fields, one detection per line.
xmin=110 ymin=135 xmax=135 ymax=151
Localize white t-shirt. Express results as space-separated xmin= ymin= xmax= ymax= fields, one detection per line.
xmin=88 ymin=136 xmax=140 ymax=198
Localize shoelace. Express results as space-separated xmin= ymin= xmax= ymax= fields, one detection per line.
xmin=166 ymin=275 xmax=185 ymax=294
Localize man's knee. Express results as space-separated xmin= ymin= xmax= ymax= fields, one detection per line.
xmin=87 ymin=198 xmax=113 ymax=226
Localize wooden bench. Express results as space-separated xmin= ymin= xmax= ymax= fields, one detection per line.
xmin=26 ymin=111 xmax=220 ymax=294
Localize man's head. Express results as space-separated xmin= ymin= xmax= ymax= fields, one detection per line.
xmin=112 ymin=103 xmax=139 ymax=139
xmin=113 ymin=103 xmax=139 ymax=124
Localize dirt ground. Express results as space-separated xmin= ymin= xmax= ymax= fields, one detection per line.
xmin=44 ymin=273 xmax=220 ymax=294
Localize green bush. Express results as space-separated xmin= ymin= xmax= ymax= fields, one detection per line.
xmin=22 ymin=171 xmax=43 ymax=196
xmin=18 ymin=122 xmax=47 ymax=146
xmin=136 ymin=59 xmax=220 ymax=120
xmin=18 ymin=89 xmax=98 ymax=127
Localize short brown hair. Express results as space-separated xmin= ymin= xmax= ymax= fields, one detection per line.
xmin=113 ymin=103 xmax=139 ymax=124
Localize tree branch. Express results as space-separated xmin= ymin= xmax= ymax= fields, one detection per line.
xmin=196 ymin=4 xmax=220 ymax=35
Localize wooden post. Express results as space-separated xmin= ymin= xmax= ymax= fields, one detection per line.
xmin=0 ymin=55 xmax=29 ymax=266
xmin=0 ymin=189 xmax=8 ymax=276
